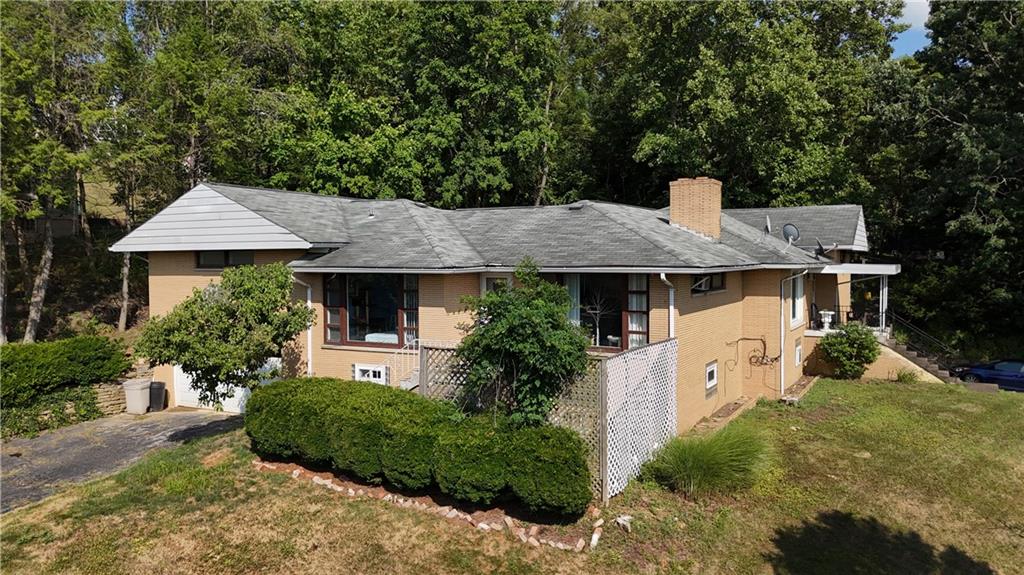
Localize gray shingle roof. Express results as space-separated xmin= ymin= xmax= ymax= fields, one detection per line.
xmin=121 ymin=182 xmax=854 ymax=271
xmin=723 ymin=205 xmax=868 ymax=252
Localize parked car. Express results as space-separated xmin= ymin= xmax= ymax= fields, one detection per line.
xmin=950 ymin=360 xmax=1024 ymax=391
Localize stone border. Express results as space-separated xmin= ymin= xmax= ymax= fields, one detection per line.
xmin=252 ymin=459 xmax=610 ymax=553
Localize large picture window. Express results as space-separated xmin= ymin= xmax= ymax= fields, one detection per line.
xmin=324 ymin=274 xmax=418 ymax=347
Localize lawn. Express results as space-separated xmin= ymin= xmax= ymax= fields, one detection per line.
xmin=2 ymin=379 xmax=1022 ymax=574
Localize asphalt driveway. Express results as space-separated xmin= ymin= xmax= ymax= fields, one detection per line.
xmin=1 ymin=409 xmax=241 ymax=513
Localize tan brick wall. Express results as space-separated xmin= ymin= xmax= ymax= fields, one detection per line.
xmin=803 ymin=336 xmax=942 ymax=384
xmin=669 ymin=177 xmax=721 ymax=239
xmin=148 ymin=250 xmax=305 ymax=406
xmin=674 ymin=272 xmax=744 ymax=431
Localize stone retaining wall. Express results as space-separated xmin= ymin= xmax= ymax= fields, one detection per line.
xmin=92 ymin=383 xmax=126 ymax=415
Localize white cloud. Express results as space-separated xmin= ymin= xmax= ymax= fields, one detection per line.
xmin=901 ymin=0 xmax=931 ymax=30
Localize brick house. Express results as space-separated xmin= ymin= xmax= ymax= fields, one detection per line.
xmin=111 ymin=177 xmax=898 ymax=431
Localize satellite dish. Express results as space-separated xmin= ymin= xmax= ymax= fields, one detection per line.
xmin=782 ymin=223 xmax=800 ymax=245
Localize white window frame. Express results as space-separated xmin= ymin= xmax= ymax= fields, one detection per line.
xmin=480 ymin=272 xmax=513 ymax=295
xmin=790 ymin=275 xmax=805 ymax=328
xmin=795 ymin=339 xmax=803 ymax=366
xmin=705 ymin=360 xmax=718 ymax=391
xmin=353 ymin=363 xmax=389 ymax=386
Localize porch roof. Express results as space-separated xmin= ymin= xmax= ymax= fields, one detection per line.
xmin=816 ymin=263 xmax=901 ymax=276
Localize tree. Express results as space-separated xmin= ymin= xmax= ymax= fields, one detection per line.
xmin=136 ymin=263 xmax=314 ymax=406
xmin=456 ymin=259 xmax=590 ymax=425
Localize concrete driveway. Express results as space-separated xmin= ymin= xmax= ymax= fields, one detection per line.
xmin=1 ymin=409 xmax=241 ymax=513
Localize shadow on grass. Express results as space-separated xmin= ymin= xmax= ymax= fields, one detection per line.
xmin=765 ymin=511 xmax=994 ymax=574
xmin=166 ymin=415 xmax=243 ymax=444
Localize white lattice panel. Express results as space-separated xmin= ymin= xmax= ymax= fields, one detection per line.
xmin=604 ymin=338 xmax=678 ymax=498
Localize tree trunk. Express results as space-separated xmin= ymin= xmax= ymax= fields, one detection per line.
xmin=23 ymin=218 xmax=54 ymax=343
xmin=534 ymin=81 xmax=555 ymax=207
xmin=1 ymin=233 xmax=7 ymax=344
xmin=117 ymin=252 xmax=131 ymax=332
xmin=14 ymin=222 xmax=31 ymax=295
xmin=77 ymin=168 xmax=93 ymax=254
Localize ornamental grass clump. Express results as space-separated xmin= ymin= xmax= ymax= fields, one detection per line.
xmin=643 ymin=425 xmax=768 ymax=498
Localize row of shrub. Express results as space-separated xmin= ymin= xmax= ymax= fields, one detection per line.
xmin=1 ymin=335 xmax=131 ymax=407
xmin=1 ymin=387 xmax=103 ymax=439
xmin=245 ymin=378 xmax=592 ymax=516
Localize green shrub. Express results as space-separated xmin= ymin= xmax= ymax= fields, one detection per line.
xmin=434 ymin=415 xmax=512 ymax=504
xmin=818 ymin=323 xmax=882 ymax=379
xmin=1 ymin=336 xmax=131 ymax=407
xmin=246 ymin=378 xmax=456 ymax=489
xmin=509 ymin=425 xmax=592 ymax=516
xmin=1 ymin=387 xmax=102 ymax=438
xmin=894 ymin=368 xmax=919 ymax=384
xmin=642 ymin=425 xmax=768 ymax=498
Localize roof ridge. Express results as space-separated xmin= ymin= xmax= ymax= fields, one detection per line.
xmin=585 ymin=202 xmax=697 ymax=262
xmin=402 ymin=201 xmax=473 ymax=268
xmin=720 ymin=212 xmax=821 ymax=263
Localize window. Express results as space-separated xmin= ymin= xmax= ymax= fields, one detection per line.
xmin=706 ymin=361 xmax=718 ymax=391
xmin=195 ymin=250 xmax=254 ymax=269
xmin=626 ymin=274 xmax=649 ymax=348
xmin=323 ymin=274 xmax=418 ymax=347
xmin=995 ymin=361 xmax=1024 ymax=373
xmin=480 ymin=273 xmax=512 ymax=294
xmin=795 ymin=338 xmax=803 ymax=366
xmin=353 ymin=363 xmax=388 ymax=385
xmin=691 ymin=273 xmax=725 ymax=295
xmin=790 ymin=275 xmax=805 ymax=327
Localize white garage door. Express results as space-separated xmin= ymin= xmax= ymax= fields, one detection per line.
xmin=172 ymin=358 xmax=281 ymax=414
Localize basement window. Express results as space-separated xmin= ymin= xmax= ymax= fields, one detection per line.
xmin=691 ymin=273 xmax=725 ymax=295
xmin=195 ymin=250 xmax=254 ymax=269
xmin=706 ymin=360 xmax=718 ymax=391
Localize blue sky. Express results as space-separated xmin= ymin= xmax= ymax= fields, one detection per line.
xmin=890 ymin=0 xmax=931 ymax=57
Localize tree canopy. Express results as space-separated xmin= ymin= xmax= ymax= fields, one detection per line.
xmin=1 ymin=0 xmax=1021 ymax=353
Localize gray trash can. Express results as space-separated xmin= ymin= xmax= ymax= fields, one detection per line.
xmin=123 ymin=378 xmax=152 ymax=414
xmin=149 ymin=381 xmax=167 ymax=412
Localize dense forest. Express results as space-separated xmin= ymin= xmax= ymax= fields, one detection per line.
xmin=1 ymin=1 xmax=1021 ymax=356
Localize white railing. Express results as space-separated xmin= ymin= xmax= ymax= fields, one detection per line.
xmin=389 ymin=339 xmax=460 ymax=389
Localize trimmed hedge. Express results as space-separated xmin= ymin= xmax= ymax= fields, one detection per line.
xmin=246 ymin=378 xmax=457 ymax=489
xmin=434 ymin=415 xmax=513 ymax=504
xmin=245 ymin=377 xmax=593 ymax=517
xmin=1 ymin=336 xmax=131 ymax=407
xmin=509 ymin=425 xmax=592 ymax=516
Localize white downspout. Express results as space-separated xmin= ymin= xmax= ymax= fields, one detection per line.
xmin=659 ymin=273 xmax=676 ymax=338
xmin=779 ymin=270 xmax=808 ymax=396
xmin=292 ymin=275 xmax=314 ymax=376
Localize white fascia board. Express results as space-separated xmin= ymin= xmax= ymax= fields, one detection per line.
xmin=818 ymin=263 xmax=901 ymax=276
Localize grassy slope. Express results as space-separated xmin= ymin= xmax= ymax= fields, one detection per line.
xmin=2 ymin=379 xmax=1022 ymax=574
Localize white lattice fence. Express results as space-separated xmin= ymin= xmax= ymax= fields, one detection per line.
xmin=603 ymin=338 xmax=678 ymax=499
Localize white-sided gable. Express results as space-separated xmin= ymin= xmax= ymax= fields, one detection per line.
xmin=850 ymin=209 xmax=870 ymax=252
xmin=110 ymin=184 xmax=311 ymax=252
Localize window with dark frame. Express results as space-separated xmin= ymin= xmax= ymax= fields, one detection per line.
xmin=323 ymin=274 xmax=418 ymax=347
xmin=691 ymin=273 xmax=725 ymax=295
xmin=195 ymin=250 xmax=254 ymax=269
xmin=626 ymin=274 xmax=649 ymax=348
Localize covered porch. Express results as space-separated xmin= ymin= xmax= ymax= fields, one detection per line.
xmin=804 ymin=263 xmax=901 ymax=337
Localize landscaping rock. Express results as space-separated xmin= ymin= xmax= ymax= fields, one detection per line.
xmin=590 ymin=527 xmax=602 ymax=550
xmin=518 ymin=532 xmax=529 ymax=543
xmin=503 ymin=516 xmax=515 ymax=531
xmin=593 ymin=518 xmax=604 ymax=528
xmin=574 ymin=538 xmax=586 ymax=553
xmin=615 ymin=515 xmax=633 ymax=533
xmin=528 ymin=525 xmax=539 ymax=537
xmin=527 ymin=537 xmax=540 ymax=548
xmin=291 ymin=469 xmax=301 ymax=479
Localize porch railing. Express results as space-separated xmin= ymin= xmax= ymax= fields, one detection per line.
xmin=886 ymin=311 xmax=961 ymax=371
xmin=808 ymin=305 xmax=883 ymax=331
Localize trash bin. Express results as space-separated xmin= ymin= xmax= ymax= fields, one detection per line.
xmin=123 ymin=378 xmax=152 ymax=415
xmin=149 ymin=381 xmax=167 ymax=412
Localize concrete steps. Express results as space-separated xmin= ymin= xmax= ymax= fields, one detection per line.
xmin=886 ymin=341 xmax=959 ymax=384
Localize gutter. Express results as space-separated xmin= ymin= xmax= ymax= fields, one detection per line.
xmin=779 ymin=269 xmax=808 ymax=396
xmin=291 ymin=275 xmax=314 ymax=377
xmin=658 ymin=274 xmax=676 ymax=338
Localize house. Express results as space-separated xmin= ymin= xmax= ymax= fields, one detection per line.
xmin=111 ymin=177 xmax=899 ymax=429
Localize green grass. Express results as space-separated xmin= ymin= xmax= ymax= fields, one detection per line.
xmin=2 ymin=379 xmax=1022 ymax=574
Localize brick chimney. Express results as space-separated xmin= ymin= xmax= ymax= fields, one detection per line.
xmin=668 ymin=177 xmax=721 ymax=239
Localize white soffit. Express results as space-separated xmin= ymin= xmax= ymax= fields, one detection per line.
xmin=819 ymin=263 xmax=900 ymax=276
xmin=109 ymin=184 xmax=311 ymax=252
